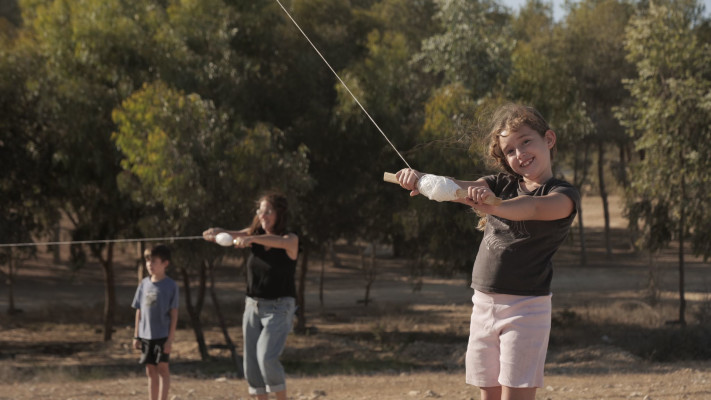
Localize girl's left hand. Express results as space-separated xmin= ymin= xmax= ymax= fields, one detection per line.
xmin=233 ymin=236 xmax=253 ymax=248
xmin=464 ymin=186 xmax=498 ymax=211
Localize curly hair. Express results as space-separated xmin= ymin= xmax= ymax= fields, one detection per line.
xmin=486 ymin=103 xmax=555 ymax=177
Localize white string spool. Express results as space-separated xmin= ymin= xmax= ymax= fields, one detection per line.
xmin=215 ymin=232 xmax=234 ymax=247
xmin=417 ymin=174 xmax=462 ymax=202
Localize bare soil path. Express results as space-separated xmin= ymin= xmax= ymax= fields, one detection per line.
xmin=1 ymin=195 xmax=710 ymax=399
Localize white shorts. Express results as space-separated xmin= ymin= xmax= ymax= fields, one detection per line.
xmin=465 ymin=290 xmax=552 ymax=388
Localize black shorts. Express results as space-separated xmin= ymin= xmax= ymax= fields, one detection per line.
xmin=138 ymin=337 xmax=170 ymax=365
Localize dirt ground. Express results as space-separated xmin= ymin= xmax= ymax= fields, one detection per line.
xmin=1 ymin=195 xmax=711 ymax=399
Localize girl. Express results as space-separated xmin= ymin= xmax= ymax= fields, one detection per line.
xmin=396 ymin=104 xmax=580 ymax=400
xmin=203 ymin=193 xmax=298 ymax=400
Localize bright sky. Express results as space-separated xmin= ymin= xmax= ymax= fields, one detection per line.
xmin=498 ymin=0 xmax=711 ymax=21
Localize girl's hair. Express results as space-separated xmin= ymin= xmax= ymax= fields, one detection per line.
xmin=476 ymin=103 xmax=554 ymax=231
xmin=247 ymin=192 xmax=289 ymax=235
xmin=486 ymin=103 xmax=555 ymax=177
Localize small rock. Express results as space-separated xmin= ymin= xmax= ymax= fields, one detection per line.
xmin=214 ymin=377 xmax=227 ymax=382
xmin=424 ymin=390 xmax=440 ymax=398
xmin=407 ymin=390 xmax=420 ymax=396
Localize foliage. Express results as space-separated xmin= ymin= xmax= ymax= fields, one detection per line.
xmin=1 ymin=0 xmax=710 ymax=317
xmin=616 ymin=0 xmax=711 ymax=257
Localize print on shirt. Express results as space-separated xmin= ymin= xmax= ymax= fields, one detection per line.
xmin=145 ymin=289 xmax=158 ymax=307
xmin=484 ymin=215 xmax=530 ymax=251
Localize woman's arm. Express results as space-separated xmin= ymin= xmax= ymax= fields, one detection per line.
xmin=234 ymin=233 xmax=299 ymax=260
xmin=202 ymin=227 xmax=250 ymax=242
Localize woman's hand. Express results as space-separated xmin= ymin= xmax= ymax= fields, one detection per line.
xmin=202 ymin=227 xmax=223 ymax=242
xmin=395 ymin=168 xmax=422 ymax=196
xmin=233 ymin=236 xmax=253 ymax=248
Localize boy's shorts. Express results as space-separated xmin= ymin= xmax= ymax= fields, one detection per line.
xmin=465 ymin=290 xmax=551 ymax=388
xmin=138 ymin=338 xmax=170 ymax=365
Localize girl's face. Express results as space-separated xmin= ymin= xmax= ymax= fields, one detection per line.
xmin=498 ymin=125 xmax=556 ymax=184
xmin=256 ymin=200 xmax=277 ymax=234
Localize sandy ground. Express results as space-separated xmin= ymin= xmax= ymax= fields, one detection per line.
xmin=1 ymin=364 xmax=710 ymax=400
xmin=1 ymin=195 xmax=711 ymax=399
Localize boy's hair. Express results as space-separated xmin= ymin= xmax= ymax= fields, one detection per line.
xmin=487 ymin=103 xmax=555 ymax=177
xmin=150 ymin=244 xmax=171 ymax=263
xmin=248 ymin=192 xmax=289 ymax=235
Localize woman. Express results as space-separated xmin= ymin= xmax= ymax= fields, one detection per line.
xmin=203 ymin=193 xmax=298 ymax=400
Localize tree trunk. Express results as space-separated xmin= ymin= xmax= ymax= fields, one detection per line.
xmin=180 ymin=265 xmax=210 ymax=360
xmin=6 ymin=249 xmax=17 ymax=314
xmin=328 ymin=241 xmax=341 ymax=268
xmin=597 ymin=141 xmax=612 ymax=259
xmin=295 ymin=246 xmax=309 ymax=333
xmin=573 ymin=142 xmax=590 ymax=266
xmin=52 ymin=223 xmax=61 ymax=265
xmin=678 ymin=153 xmax=686 ymax=327
xmin=99 ymin=243 xmax=116 ymax=341
xmin=576 ymin=207 xmax=587 ymax=267
xmin=361 ymin=242 xmax=377 ymax=307
xmin=319 ymin=251 xmax=325 ymax=308
xmin=207 ymin=259 xmax=244 ymax=376
xmin=136 ymin=242 xmax=146 ymax=284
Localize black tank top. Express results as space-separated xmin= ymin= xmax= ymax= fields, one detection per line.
xmin=246 ymin=242 xmax=297 ymax=299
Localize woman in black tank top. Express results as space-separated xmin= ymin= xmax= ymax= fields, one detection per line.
xmin=203 ymin=192 xmax=298 ymax=400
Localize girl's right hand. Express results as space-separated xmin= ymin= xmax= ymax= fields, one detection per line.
xmin=395 ymin=168 xmax=422 ymax=196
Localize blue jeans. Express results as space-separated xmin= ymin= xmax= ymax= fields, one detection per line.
xmin=242 ymin=296 xmax=296 ymax=395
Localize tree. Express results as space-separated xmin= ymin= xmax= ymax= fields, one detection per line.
xmin=0 ymin=20 xmax=61 ymax=314
xmin=508 ymin=0 xmax=596 ymax=265
xmin=558 ymin=0 xmax=635 ymax=259
xmin=616 ymin=0 xmax=711 ymax=326
xmin=113 ymin=81 xmax=311 ymax=359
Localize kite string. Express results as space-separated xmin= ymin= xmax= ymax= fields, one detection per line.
xmin=3 ymin=3 xmax=412 ymax=249
xmin=274 ymin=0 xmax=412 ymax=169
xmin=0 ymin=236 xmax=205 ymax=248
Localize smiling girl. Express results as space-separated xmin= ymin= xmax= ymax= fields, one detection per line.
xmin=396 ymin=104 xmax=580 ymax=400
xmin=203 ymin=193 xmax=297 ymax=400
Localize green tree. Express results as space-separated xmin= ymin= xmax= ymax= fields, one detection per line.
xmin=508 ymin=0 xmax=596 ymax=265
xmin=616 ymin=0 xmax=711 ymax=326
xmin=113 ymin=81 xmax=311 ymax=359
xmin=558 ymin=0 xmax=635 ymax=258
xmin=0 ymin=17 xmax=63 ymax=314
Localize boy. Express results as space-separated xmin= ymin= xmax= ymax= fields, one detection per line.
xmin=132 ymin=244 xmax=179 ymax=400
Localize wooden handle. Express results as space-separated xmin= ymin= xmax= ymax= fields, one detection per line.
xmin=455 ymin=189 xmax=502 ymax=206
xmin=383 ymin=172 xmax=399 ymax=184
xmin=383 ymin=172 xmax=503 ymax=206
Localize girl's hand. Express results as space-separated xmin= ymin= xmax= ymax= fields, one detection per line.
xmin=233 ymin=236 xmax=253 ymax=248
xmin=132 ymin=338 xmax=141 ymax=350
xmin=163 ymin=340 xmax=172 ymax=354
xmin=464 ymin=185 xmax=499 ymax=212
xmin=395 ymin=168 xmax=422 ymax=196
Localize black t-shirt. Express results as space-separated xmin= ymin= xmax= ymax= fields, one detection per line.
xmin=471 ymin=173 xmax=580 ymax=296
xmin=246 ymin=241 xmax=297 ymax=299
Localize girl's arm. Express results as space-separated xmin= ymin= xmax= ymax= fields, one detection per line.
xmin=395 ymin=169 xmax=488 ymax=200
xmin=234 ymin=233 xmax=299 ymax=260
xmin=464 ymin=187 xmax=574 ymax=221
